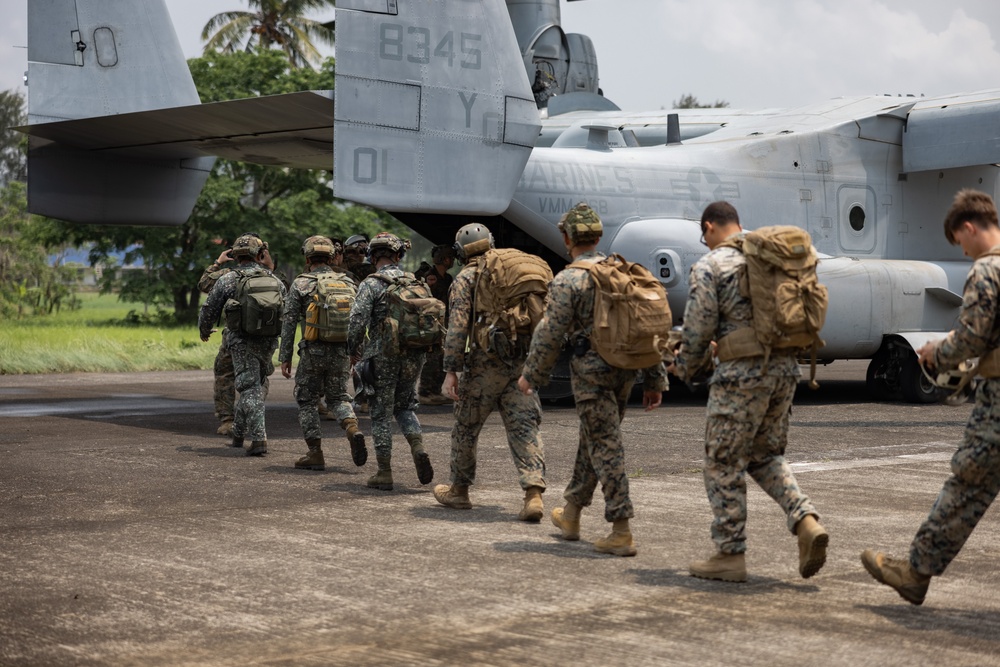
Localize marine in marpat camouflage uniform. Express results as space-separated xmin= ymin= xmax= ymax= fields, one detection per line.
xmin=198 ymin=248 xmax=238 ymax=436
xmin=199 ymin=233 xmax=285 ymax=457
xmin=518 ymin=203 xmax=666 ymax=557
xmin=672 ymin=201 xmax=827 ymax=583
xmin=862 ymin=189 xmax=1000 ymax=605
xmin=433 ymin=223 xmax=546 ymax=521
xmin=347 ymin=232 xmax=433 ymax=491
xmin=278 ymin=236 xmax=368 ymax=472
xmin=415 ymin=244 xmax=456 ymax=406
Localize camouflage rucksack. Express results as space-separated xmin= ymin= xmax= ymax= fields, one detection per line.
xmin=567 ymin=254 xmax=673 ymax=370
xmin=472 ymin=248 xmax=553 ymax=353
xmin=302 ymin=272 xmax=356 ymax=343
xmin=716 ymin=226 xmax=829 ymax=386
xmin=374 ymin=272 xmax=446 ymax=351
xmin=225 ymin=270 xmax=284 ymax=337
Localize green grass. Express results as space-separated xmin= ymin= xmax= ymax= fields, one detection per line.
xmin=0 ymin=293 xmax=219 ymax=374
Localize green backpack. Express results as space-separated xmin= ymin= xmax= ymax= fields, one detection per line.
xmin=225 ymin=270 xmax=284 ymax=337
xmin=374 ymin=272 xmax=446 ymax=351
xmin=303 ymin=272 xmax=356 ymax=343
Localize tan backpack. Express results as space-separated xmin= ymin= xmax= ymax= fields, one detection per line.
xmin=302 ymin=272 xmax=356 ymax=343
xmin=472 ymin=248 xmax=553 ymax=353
xmin=716 ymin=226 xmax=828 ymax=386
xmin=567 ymin=254 xmax=673 ymax=370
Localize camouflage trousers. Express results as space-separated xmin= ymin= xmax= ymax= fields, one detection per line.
xmin=564 ymin=361 xmax=637 ymax=522
xmin=293 ymin=343 xmax=356 ymax=442
xmin=213 ymin=339 xmax=236 ymax=422
xmin=419 ymin=345 xmax=446 ymax=397
xmin=704 ymin=375 xmax=817 ymax=555
xmin=370 ymin=353 xmax=424 ymax=459
xmin=910 ymin=378 xmax=1000 ymax=576
xmin=451 ymin=351 xmax=545 ymax=490
xmin=229 ymin=338 xmax=276 ymax=442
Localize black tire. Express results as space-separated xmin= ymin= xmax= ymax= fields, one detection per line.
xmin=900 ymin=352 xmax=946 ymax=404
xmin=865 ymin=348 xmax=894 ymax=401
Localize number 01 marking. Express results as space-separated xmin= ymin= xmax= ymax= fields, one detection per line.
xmin=353 ymin=148 xmax=389 ymax=185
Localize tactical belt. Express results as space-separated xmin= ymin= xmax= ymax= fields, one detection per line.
xmin=715 ymin=327 xmax=765 ymax=362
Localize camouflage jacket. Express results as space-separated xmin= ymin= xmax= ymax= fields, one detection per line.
xmin=346 ymin=260 xmax=376 ymax=282
xmin=198 ymin=262 xmax=286 ymax=348
xmin=348 ymin=263 xmax=404 ymax=360
xmin=278 ymin=264 xmax=355 ymax=364
xmin=198 ymin=263 xmax=232 ymax=295
xmin=522 ymin=250 xmax=667 ymax=392
xmin=928 ymin=252 xmax=1000 ymax=371
xmin=442 ymin=259 xmax=482 ymax=372
xmin=676 ymin=234 xmax=799 ymax=383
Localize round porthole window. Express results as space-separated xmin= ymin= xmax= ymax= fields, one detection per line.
xmin=849 ymin=205 xmax=865 ymax=232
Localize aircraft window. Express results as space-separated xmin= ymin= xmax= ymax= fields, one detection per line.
xmin=849 ymin=205 xmax=865 ymax=232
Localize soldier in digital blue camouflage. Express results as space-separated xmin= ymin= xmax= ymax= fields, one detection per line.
xmin=199 ymin=233 xmax=284 ymax=457
xmin=671 ymin=201 xmax=827 ymax=583
xmin=518 ymin=203 xmax=665 ymax=557
xmin=347 ymin=232 xmax=433 ymax=491
xmin=416 ymin=244 xmax=456 ymax=406
xmin=198 ymin=248 xmax=237 ymax=436
xmin=278 ymin=236 xmax=368 ymax=472
xmin=433 ymin=223 xmax=547 ymax=521
xmin=344 ymin=234 xmax=374 ymax=414
xmin=862 ymin=189 xmax=1000 ymax=605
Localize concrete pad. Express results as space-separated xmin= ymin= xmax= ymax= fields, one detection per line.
xmin=1 ymin=362 xmax=998 ymax=666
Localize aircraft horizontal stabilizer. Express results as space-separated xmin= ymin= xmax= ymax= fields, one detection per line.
xmin=903 ymin=93 xmax=1000 ymax=172
xmin=332 ymin=0 xmax=541 ymax=215
xmin=20 ymin=92 xmax=334 ymax=169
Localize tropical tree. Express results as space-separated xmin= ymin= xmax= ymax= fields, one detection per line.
xmin=0 ymin=88 xmax=27 ymax=187
xmin=672 ymin=93 xmax=730 ymax=109
xmin=201 ymin=0 xmax=336 ymax=68
xmin=30 ymin=50 xmax=405 ymax=324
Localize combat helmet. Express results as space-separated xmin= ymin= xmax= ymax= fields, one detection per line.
xmin=344 ymin=234 xmax=369 ymax=254
xmin=431 ymin=244 xmax=457 ymax=264
xmin=367 ymin=232 xmax=407 ymax=262
xmin=558 ymin=203 xmax=603 ymax=245
xmin=301 ymin=235 xmax=338 ymax=261
xmin=231 ymin=232 xmax=266 ymax=259
xmin=453 ymin=223 xmax=495 ymax=263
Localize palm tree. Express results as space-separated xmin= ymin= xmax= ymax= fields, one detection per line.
xmin=201 ymin=0 xmax=336 ymax=68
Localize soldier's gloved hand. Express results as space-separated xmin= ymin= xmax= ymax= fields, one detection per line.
xmin=280 ymin=361 xmax=292 ymax=379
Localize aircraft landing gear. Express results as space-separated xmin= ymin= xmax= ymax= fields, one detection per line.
xmin=866 ymin=341 xmax=947 ymax=403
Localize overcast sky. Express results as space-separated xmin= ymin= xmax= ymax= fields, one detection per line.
xmin=3 ymin=0 xmax=1000 ymax=111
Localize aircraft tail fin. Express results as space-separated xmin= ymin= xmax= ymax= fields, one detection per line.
xmin=26 ymin=0 xmax=212 ymax=225
xmin=333 ymin=0 xmax=540 ymax=215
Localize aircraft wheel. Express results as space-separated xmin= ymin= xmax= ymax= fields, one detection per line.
xmin=865 ymin=348 xmax=895 ymax=401
xmin=900 ymin=352 xmax=947 ymax=404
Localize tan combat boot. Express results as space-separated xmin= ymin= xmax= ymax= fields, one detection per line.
xmin=230 ymin=434 xmax=245 ymax=449
xmin=796 ymin=514 xmax=829 ymax=578
xmin=367 ymin=455 xmax=394 ymax=491
xmin=518 ymin=486 xmax=544 ymax=522
xmin=594 ymin=518 xmax=637 ymax=557
xmin=860 ymin=550 xmax=930 ymax=605
xmin=216 ymin=419 xmax=234 ymax=436
xmin=433 ymin=484 xmax=472 ymax=509
xmin=294 ymin=438 xmax=325 ymax=471
xmin=317 ymin=400 xmax=335 ymax=420
xmin=341 ymin=418 xmax=368 ymax=467
xmin=689 ymin=552 xmax=747 ymax=582
xmin=551 ymin=503 xmax=581 ymax=541
xmin=406 ymin=434 xmax=434 ymax=485
xmin=246 ymin=440 xmax=268 ymax=457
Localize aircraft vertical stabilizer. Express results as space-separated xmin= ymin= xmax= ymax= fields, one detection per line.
xmin=27 ymin=0 xmax=213 ymax=225
xmin=333 ymin=0 xmax=541 ymax=214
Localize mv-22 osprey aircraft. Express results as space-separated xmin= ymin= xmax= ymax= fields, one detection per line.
xmin=20 ymin=0 xmax=999 ymax=402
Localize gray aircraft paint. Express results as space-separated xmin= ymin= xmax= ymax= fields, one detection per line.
xmin=19 ymin=0 xmax=1000 ymax=400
